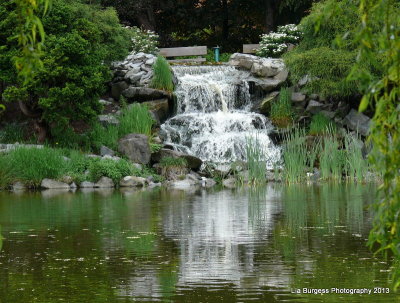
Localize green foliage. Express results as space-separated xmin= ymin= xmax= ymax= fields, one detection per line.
xmin=350 ymin=0 xmax=400 ymax=287
xmin=151 ymin=56 xmax=174 ymax=92
xmin=129 ymin=26 xmax=159 ymax=54
xmin=270 ymin=87 xmax=294 ymax=127
xmin=14 ymin=0 xmax=50 ymax=83
xmin=284 ymin=47 xmax=357 ymax=98
xmin=88 ymin=158 xmax=134 ymax=183
xmin=0 ymin=0 xmax=131 ymax=142
xmin=257 ymin=24 xmax=302 ymax=58
xmin=245 ymin=135 xmax=266 ymax=185
xmin=308 ymin=113 xmax=336 ymax=135
xmin=283 ymin=0 xmax=385 ymax=99
xmin=159 ymin=157 xmax=187 ymax=168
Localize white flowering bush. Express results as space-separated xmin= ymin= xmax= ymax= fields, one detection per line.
xmin=256 ymin=24 xmax=302 ymax=58
xmin=130 ymin=26 xmax=159 ymax=54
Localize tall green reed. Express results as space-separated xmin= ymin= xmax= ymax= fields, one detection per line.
xmin=282 ymin=127 xmax=308 ymax=183
xmin=344 ymin=132 xmax=368 ymax=182
xmin=245 ymin=134 xmax=266 ymax=185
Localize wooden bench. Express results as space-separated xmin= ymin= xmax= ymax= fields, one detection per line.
xmin=243 ymin=44 xmax=260 ymax=54
xmin=159 ymin=46 xmax=207 ymax=63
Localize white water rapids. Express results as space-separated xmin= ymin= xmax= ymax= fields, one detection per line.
xmin=160 ymin=65 xmax=281 ymax=167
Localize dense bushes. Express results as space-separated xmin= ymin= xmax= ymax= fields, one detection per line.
xmin=0 ymin=0 xmax=131 ymax=142
xmin=283 ymin=0 xmax=387 ymax=100
xmin=130 ymin=26 xmax=159 ymax=54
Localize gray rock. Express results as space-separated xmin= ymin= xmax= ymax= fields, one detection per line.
xmin=229 ymin=53 xmax=256 ymax=69
xmin=99 ymin=99 xmax=113 ymax=105
xmin=111 ymin=81 xmax=129 ymax=100
xmin=70 ymin=182 xmax=78 ymax=189
xmin=118 ymin=134 xmax=151 ymax=164
xmin=60 ymin=175 xmax=73 ymax=184
xmin=309 ymin=94 xmax=319 ymax=100
xmin=306 ymin=100 xmax=324 ymax=114
xmin=202 ymin=178 xmax=216 ymax=188
xmin=95 ymin=176 xmax=115 ymax=188
xmin=291 ymin=92 xmax=306 ymax=103
xmin=12 ymin=181 xmax=26 ymax=191
xmin=102 ymin=155 xmax=121 ymax=161
xmin=319 ymin=110 xmax=336 ymax=119
xmin=343 ymin=109 xmax=371 ymax=137
xmin=145 ymin=58 xmax=155 ymax=65
xmin=98 ymin=114 xmax=119 ymax=126
xmin=119 ymin=176 xmax=147 ymax=187
xmin=125 ymin=70 xmax=145 ymax=83
xmin=250 ymin=59 xmax=286 ymax=77
xmin=100 ymin=145 xmax=115 ymax=157
xmin=80 ymin=181 xmax=96 ymax=188
xmin=142 ymin=98 xmax=170 ymax=124
xmin=122 ymin=87 xmax=170 ymax=101
xmin=41 ymin=179 xmax=70 ymax=189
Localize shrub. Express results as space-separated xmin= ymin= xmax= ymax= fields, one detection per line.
xmin=270 ymin=87 xmax=294 ymax=127
xmin=88 ymin=158 xmax=135 ymax=183
xmin=309 ymin=113 xmax=336 ymax=135
xmin=129 ymin=26 xmax=159 ymax=54
xmin=151 ymin=56 xmax=174 ymax=92
xmin=256 ymin=24 xmax=302 ymax=58
xmin=0 ymin=0 xmax=131 ymax=143
xmin=284 ymin=47 xmax=357 ymax=98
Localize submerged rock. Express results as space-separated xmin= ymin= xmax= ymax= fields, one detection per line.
xmin=12 ymin=181 xmax=26 ymax=191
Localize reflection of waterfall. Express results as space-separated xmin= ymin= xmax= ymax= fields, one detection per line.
xmin=162 ymin=187 xmax=287 ymax=286
xmin=160 ymin=66 xmax=281 ymax=166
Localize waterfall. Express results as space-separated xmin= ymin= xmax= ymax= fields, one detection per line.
xmin=160 ymin=65 xmax=280 ymax=167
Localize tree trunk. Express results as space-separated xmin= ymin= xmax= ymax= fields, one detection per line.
xmin=265 ymin=0 xmax=275 ymax=33
xmin=222 ymin=0 xmax=229 ymax=41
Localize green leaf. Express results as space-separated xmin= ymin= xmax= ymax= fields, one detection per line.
xmin=359 ymin=95 xmax=369 ymax=112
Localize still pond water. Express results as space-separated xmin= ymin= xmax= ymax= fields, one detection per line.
xmin=0 ymin=184 xmax=398 ymax=303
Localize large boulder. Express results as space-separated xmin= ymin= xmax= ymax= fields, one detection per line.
xmin=343 ymin=109 xmax=371 ymax=136
xmin=122 ymin=87 xmax=170 ymax=102
xmin=95 ymin=177 xmax=115 ymax=188
xmin=111 ymin=81 xmax=129 ymax=100
xmin=118 ymin=134 xmax=151 ymax=164
xmin=41 ymin=179 xmax=70 ymax=189
xmin=119 ymin=176 xmax=147 ymax=187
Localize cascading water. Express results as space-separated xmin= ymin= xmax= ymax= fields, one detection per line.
xmin=160 ymin=65 xmax=280 ymax=168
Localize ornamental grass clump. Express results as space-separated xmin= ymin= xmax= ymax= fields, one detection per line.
xmin=282 ymin=127 xmax=308 ymax=183
xmin=309 ymin=113 xmax=336 ymax=136
xmin=151 ymin=56 xmax=174 ymax=92
xmin=245 ymin=135 xmax=266 ymax=185
xmin=344 ymin=133 xmax=368 ymax=182
xmin=319 ymin=130 xmax=345 ymax=181
xmin=257 ymin=24 xmax=302 ymax=58
xmin=270 ymin=87 xmax=294 ymax=128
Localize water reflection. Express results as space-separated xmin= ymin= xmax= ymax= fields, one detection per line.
xmin=0 ymin=184 xmax=396 ymax=302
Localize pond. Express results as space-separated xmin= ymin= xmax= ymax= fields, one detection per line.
xmin=0 ymin=184 xmax=397 ymax=302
